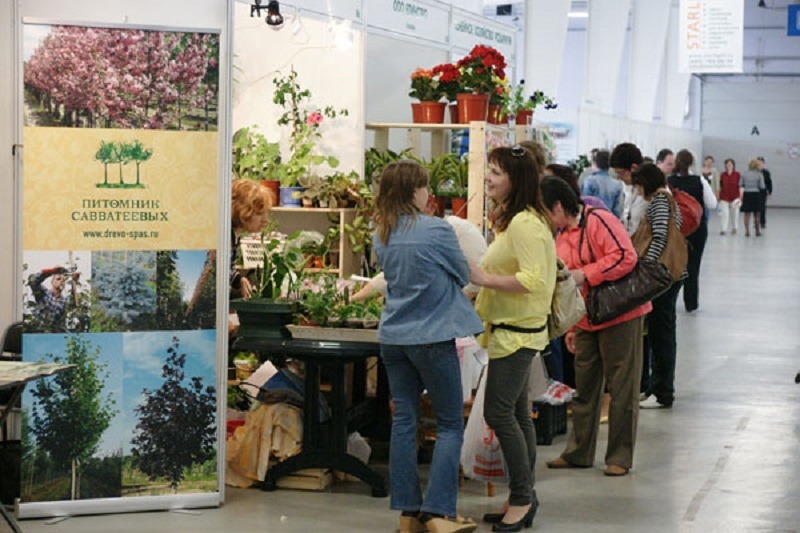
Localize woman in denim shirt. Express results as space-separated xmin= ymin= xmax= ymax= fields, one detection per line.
xmin=470 ymin=147 xmax=557 ymax=532
xmin=373 ymin=161 xmax=483 ymax=533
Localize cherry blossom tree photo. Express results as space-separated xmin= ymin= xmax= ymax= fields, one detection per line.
xmin=24 ymin=24 xmax=219 ymax=131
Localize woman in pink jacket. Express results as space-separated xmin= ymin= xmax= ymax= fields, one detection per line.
xmin=539 ymin=177 xmax=650 ymax=477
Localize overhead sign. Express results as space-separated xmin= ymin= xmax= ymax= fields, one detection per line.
xmin=450 ymin=7 xmax=516 ymax=62
xmin=789 ymin=5 xmax=800 ymax=36
xmin=366 ymin=0 xmax=450 ymax=46
xmin=678 ymin=0 xmax=744 ymax=73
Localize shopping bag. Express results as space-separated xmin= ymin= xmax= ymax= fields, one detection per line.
xmin=527 ymin=351 xmax=549 ymax=400
xmin=460 ymin=370 xmax=509 ymax=483
xmin=548 ymin=257 xmax=586 ymax=339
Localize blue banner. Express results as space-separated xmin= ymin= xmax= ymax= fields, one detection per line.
xmin=789 ymin=5 xmax=800 ymax=36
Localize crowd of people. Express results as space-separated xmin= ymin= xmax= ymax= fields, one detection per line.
xmin=227 ymin=141 xmax=776 ymax=533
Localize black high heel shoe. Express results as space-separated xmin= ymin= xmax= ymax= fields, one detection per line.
xmin=491 ymin=504 xmax=536 ymax=532
xmin=482 ymin=511 xmax=505 ymax=524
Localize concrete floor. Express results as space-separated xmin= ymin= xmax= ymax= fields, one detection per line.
xmin=15 ymin=209 xmax=800 ymax=533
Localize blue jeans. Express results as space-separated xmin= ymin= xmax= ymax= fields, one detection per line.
xmin=382 ymin=341 xmax=464 ymax=517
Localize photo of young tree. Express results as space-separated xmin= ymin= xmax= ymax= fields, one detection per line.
xmin=21 ymin=334 xmax=123 ymax=502
xmin=122 ymin=330 xmax=217 ymax=496
xmin=20 ymin=330 xmax=219 ymax=502
xmin=155 ymin=250 xmax=217 ymax=331
xmin=90 ymin=251 xmax=157 ymax=332
xmin=23 ymin=24 xmax=219 ymax=130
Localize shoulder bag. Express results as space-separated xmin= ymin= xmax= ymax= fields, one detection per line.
xmin=547 ymin=257 xmax=586 ymax=339
xmin=671 ymin=188 xmax=703 ymax=237
xmin=580 ymin=210 xmax=672 ymax=325
xmin=631 ymin=192 xmax=688 ymax=281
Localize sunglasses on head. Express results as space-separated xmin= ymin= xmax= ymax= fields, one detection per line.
xmin=510 ymin=145 xmax=526 ymax=158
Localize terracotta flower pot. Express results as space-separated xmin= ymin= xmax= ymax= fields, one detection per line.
xmin=456 ymin=93 xmax=490 ymax=124
xmin=515 ymin=109 xmax=534 ymax=125
xmin=417 ymin=101 xmax=447 ymax=124
xmin=260 ymin=180 xmax=280 ymax=206
xmin=411 ymin=103 xmax=423 ymax=123
xmin=448 ymin=103 xmax=460 ymax=124
xmin=451 ymin=197 xmax=468 ymax=219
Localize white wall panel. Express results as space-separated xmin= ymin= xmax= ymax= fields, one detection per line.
xmin=703 ymin=79 xmax=800 ymax=207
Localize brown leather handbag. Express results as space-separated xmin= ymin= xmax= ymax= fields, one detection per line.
xmin=581 ymin=209 xmax=672 ymax=325
xmin=631 ymin=191 xmax=688 ymax=282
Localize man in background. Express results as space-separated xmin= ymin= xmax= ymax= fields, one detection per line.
xmin=582 ymin=149 xmax=623 ymax=218
xmin=656 ymin=149 xmax=675 ymax=176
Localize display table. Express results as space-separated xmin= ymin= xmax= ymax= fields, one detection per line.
xmin=231 ymin=337 xmax=388 ymax=497
xmin=0 ymin=361 xmax=74 ymax=533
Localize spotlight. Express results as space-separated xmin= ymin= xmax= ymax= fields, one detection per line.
xmin=251 ymin=0 xmax=284 ymax=28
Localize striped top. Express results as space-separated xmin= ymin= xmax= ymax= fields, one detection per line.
xmin=644 ymin=193 xmax=682 ymax=262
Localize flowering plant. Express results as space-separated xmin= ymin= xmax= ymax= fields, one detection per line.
xmin=503 ymin=80 xmax=558 ymax=115
xmin=272 ymin=68 xmax=349 ymax=187
xmin=432 ymin=63 xmax=461 ymax=102
xmin=490 ymin=75 xmax=510 ymax=105
xmin=409 ymin=68 xmax=443 ymax=102
xmin=456 ymin=45 xmax=507 ymax=95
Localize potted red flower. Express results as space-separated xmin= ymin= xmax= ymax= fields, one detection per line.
xmin=408 ymin=68 xmax=446 ymax=124
xmin=432 ymin=63 xmax=462 ymax=123
xmin=455 ymin=45 xmax=507 ymax=123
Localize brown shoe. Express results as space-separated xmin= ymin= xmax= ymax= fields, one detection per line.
xmin=400 ymin=514 xmax=426 ymax=533
xmin=546 ymin=457 xmax=590 ymax=469
xmin=604 ymin=464 xmax=629 ymax=476
xmin=424 ymin=515 xmax=477 ymax=533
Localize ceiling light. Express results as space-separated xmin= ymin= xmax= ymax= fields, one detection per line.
xmin=568 ymin=11 xmax=589 ymax=18
xmin=331 ymin=19 xmax=354 ymax=50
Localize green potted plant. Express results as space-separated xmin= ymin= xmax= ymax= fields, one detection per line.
xmin=364 ymin=148 xmax=413 ymax=189
xmin=232 ymin=126 xmax=283 ymax=203
xmin=296 ymin=274 xmax=343 ymax=326
xmin=230 ymin=226 xmax=306 ymax=339
xmin=272 ymin=68 xmax=348 ymax=206
xmin=424 ymin=153 xmax=457 ymax=216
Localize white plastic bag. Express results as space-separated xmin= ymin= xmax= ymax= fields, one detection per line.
xmin=460 ymin=370 xmax=508 ymax=483
xmin=527 ymin=351 xmax=549 ymax=400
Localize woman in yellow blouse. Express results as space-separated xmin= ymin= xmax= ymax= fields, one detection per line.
xmin=470 ymin=146 xmax=557 ymax=532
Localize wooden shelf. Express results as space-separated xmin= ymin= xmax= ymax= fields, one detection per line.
xmin=269 ymin=207 xmax=360 ymax=278
xmin=366 ymin=121 xmax=530 ymax=232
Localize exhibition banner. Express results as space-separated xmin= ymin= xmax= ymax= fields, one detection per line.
xmin=366 ymin=0 xmax=450 ymax=46
xmin=678 ymin=0 xmax=744 ymax=73
xmin=20 ymin=22 xmax=220 ymax=508
xmin=450 ymin=7 xmax=516 ymax=62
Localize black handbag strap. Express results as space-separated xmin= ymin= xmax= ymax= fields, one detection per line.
xmin=578 ymin=207 xmax=598 ymax=266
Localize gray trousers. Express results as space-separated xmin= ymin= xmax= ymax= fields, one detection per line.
xmin=484 ymin=348 xmax=537 ymax=506
xmin=561 ymin=316 xmax=644 ymax=469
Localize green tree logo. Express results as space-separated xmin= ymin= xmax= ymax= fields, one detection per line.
xmin=94 ymin=140 xmax=153 ymax=188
